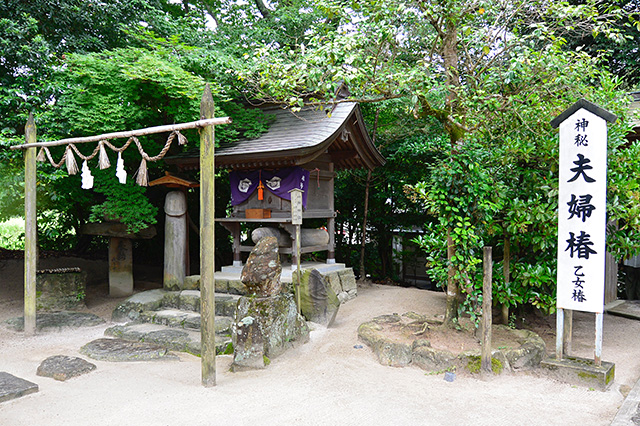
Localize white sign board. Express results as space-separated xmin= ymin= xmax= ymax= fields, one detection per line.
xmin=289 ymin=188 xmax=303 ymax=225
xmin=556 ymin=108 xmax=608 ymax=313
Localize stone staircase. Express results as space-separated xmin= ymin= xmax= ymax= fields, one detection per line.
xmin=106 ymin=289 xmax=240 ymax=356
xmin=106 ymin=266 xmax=357 ymax=356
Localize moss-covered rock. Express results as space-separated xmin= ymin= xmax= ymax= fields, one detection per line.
xmin=232 ymin=293 xmax=309 ymax=371
xmin=36 ymin=270 xmax=87 ymax=311
xmin=296 ymin=269 xmax=340 ymax=327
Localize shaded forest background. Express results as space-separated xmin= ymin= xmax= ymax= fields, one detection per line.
xmin=2 ymin=0 xmax=640 ymax=320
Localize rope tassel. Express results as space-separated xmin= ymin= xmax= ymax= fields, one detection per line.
xmin=135 ymin=157 xmax=148 ymax=186
xmin=116 ymin=152 xmax=127 ymax=184
xmin=65 ymin=146 xmax=79 ymax=175
xmin=98 ymin=141 xmax=110 ymax=169
xmin=81 ymin=160 xmax=94 ymax=189
xmin=177 ymin=131 xmax=188 ymax=145
xmin=36 ymin=148 xmax=46 ymax=162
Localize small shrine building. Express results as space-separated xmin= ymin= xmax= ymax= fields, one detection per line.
xmin=166 ymin=89 xmax=385 ymax=270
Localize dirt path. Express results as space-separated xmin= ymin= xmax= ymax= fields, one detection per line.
xmin=0 ymin=259 xmax=638 ymax=425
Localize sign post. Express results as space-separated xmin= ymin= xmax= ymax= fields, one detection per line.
xmin=550 ymin=99 xmax=617 ymax=365
xmin=289 ymin=188 xmax=303 ymax=314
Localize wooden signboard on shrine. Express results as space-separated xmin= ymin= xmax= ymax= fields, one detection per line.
xmin=550 ymin=99 xmax=617 ymax=364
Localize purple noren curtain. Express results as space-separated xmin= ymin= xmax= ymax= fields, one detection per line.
xmin=230 ymin=167 xmax=310 ymax=208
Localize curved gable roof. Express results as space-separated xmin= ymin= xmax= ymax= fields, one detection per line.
xmin=166 ymin=102 xmax=385 ymax=171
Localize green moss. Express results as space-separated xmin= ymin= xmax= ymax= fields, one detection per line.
xmin=466 ymin=356 xmax=503 ymax=374
xmin=578 ymin=371 xmax=598 ymax=380
xmin=263 ymin=355 xmax=271 ymax=366
xmin=221 ymin=342 xmax=234 ymax=355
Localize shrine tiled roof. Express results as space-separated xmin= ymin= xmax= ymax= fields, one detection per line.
xmin=165 ymin=101 xmax=385 ymax=171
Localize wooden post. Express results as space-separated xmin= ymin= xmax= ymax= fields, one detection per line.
xmin=595 ymin=312 xmax=603 ymax=366
xmin=200 ymin=84 xmax=216 ymax=387
xmin=24 ymin=113 xmax=37 ymax=335
xmin=556 ymin=308 xmax=564 ymax=361
xmin=502 ymin=237 xmax=510 ymax=324
xmin=481 ymin=246 xmax=493 ymax=374
xmin=563 ymin=309 xmax=573 ymax=356
xmin=289 ymin=188 xmax=303 ymax=314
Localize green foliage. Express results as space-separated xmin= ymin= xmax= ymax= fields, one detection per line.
xmin=88 ymin=169 xmax=158 ymax=234
xmin=0 ymin=217 xmax=25 ymax=250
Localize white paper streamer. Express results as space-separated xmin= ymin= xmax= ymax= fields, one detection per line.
xmin=116 ymin=152 xmax=127 ymax=184
xmin=81 ymin=160 xmax=94 ymax=189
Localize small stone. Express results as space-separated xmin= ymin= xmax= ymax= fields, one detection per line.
xmin=36 ymin=355 xmax=96 ymax=381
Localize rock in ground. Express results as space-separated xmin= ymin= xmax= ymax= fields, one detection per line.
xmin=232 ymin=293 xmax=309 ymax=371
xmin=36 ymin=355 xmax=96 ymax=381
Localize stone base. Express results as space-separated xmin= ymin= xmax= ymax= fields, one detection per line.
xmin=36 ymin=269 xmax=87 ymax=311
xmin=540 ymin=356 xmax=615 ymax=391
xmin=232 ymin=293 xmax=309 ymax=371
xmin=109 ymin=237 xmax=134 ymax=297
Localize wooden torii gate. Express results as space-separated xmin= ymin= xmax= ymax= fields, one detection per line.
xmin=10 ymin=85 xmax=229 ymax=387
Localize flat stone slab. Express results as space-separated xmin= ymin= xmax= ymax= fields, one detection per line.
xmin=104 ymin=323 xmax=232 ymax=356
xmin=111 ymin=289 xmax=240 ymax=322
xmin=0 ymin=372 xmax=38 ymax=403
xmin=36 ymin=355 xmax=96 ymax=381
xmin=80 ymin=338 xmax=179 ymax=362
xmin=605 ymin=300 xmax=640 ymax=320
xmin=4 ymin=312 xmax=105 ymax=331
xmin=540 ymin=356 xmax=615 ymax=391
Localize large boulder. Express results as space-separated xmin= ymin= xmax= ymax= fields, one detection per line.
xmin=232 ymin=293 xmax=309 ymax=371
xmin=241 ymin=236 xmax=283 ymax=296
xmin=296 ymin=269 xmax=339 ymax=327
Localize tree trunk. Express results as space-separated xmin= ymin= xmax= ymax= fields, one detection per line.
xmin=358 ymin=108 xmax=378 ymax=279
xmin=444 ymin=230 xmax=459 ymax=326
xmin=359 ymin=169 xmax=372 ymax=278
xmin=502 ymin=236 xmax=511 ymax=324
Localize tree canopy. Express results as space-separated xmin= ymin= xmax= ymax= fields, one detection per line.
xmin=1 ymin=0 xmax=639 ymax=320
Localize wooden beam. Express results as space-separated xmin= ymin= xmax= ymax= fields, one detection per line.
xmin=200 ymin=84 xmax=217 ymax=387
xmin=11 ymin=117 xmax=231 ymax=150
xmin=24 ymin=113 xmax=37 ymax=335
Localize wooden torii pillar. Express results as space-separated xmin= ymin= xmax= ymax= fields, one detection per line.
xmin=14 ymin=84 xmax=228 ymax=387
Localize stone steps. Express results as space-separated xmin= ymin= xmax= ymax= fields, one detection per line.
xmin=138 ymin=309 xmax=233 ymax=334
xmin=109 ymin=289 xmax=239 ymax=356
xmin=105 ymin=322 xmax=232 ymax=356
xmin=111 ymin=289 xmax=240 ymax=323
xmin=182 ymin=266 xmax=358 ymax=303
